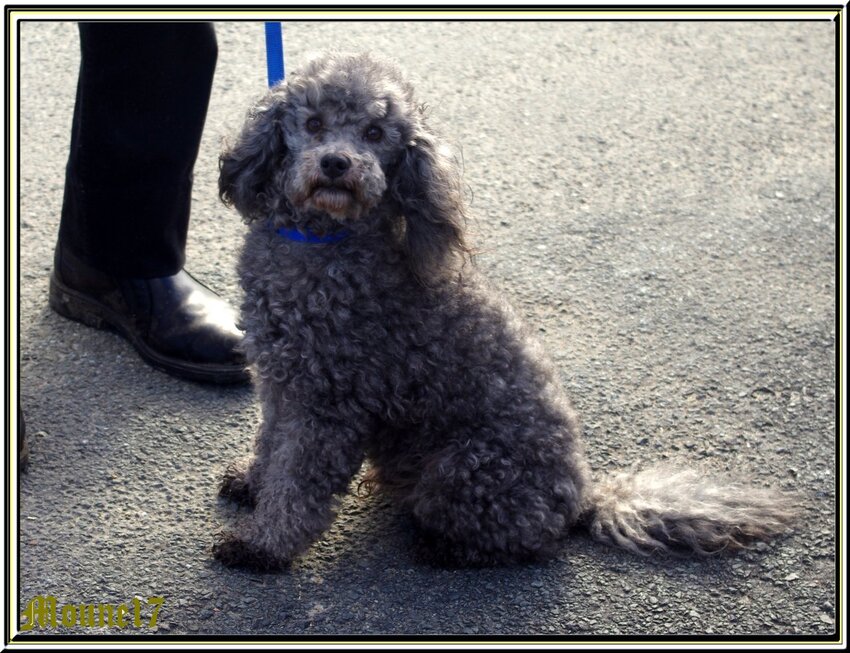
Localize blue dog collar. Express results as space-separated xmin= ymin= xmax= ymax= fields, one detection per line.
xmin=274 ymin=224 xmax=350 ymax=244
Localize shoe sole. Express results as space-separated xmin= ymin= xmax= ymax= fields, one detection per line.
xmin=49 ymin=273 xmax=250 ymax=385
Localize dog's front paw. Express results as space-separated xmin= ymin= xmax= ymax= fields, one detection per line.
xmin=218 ymin=462 xmax=257 ymax=508
xmin=212 ymin=532 xmax=288 ymax=572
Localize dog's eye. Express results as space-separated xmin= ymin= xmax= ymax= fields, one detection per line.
xmin=306 ymin=117 xmax=323 ymax=134
xmin=364 ymin=125 xmax=383 ymax=143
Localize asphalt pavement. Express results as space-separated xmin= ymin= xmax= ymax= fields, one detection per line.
xmin=13 ymin=18 xmax=838 ymax=641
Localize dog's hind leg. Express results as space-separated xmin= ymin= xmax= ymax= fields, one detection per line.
xmin=405 ymin=436 xmax=587 ymax=567
xmin=213 ymin=410 xmax=367 ymax=571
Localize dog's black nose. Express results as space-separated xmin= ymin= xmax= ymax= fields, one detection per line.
xmin=320 ymin=154 xmax=351 ymax=180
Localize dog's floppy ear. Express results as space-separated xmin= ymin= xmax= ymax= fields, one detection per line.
xmin=219 ymin=96 xmax=288 ymax=222
xmin=390 ymin=133 xmax=470 ymax=284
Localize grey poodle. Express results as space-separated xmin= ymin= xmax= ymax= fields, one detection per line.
xmin=212 ymin=52 xmax=795 ymax=570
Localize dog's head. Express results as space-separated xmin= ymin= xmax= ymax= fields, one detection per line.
xmin=220 ymin=52 xmax=469 ymax=282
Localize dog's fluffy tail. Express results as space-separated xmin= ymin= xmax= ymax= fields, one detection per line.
xmin=583 ymin=466 xmax=797 ymax=556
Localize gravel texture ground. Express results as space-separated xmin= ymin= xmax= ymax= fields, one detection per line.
xmin=14 ymin=18 xmax=838 ymax=642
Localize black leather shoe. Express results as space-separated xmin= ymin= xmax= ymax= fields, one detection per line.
xmin=49 ymin=245 xmax=250 ymax=384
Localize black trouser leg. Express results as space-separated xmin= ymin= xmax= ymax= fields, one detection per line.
xmin=58 ymin=23 xmax=218 ymax=278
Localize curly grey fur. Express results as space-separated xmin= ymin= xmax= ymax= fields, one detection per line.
xmin=213 ymin=52 xmax=796 ymax=570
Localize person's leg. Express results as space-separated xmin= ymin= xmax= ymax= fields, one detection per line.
xmin=59 ymin=22 xmax=217 ymax=276
xmin=51 ymin=23 xmax=248 ymax=384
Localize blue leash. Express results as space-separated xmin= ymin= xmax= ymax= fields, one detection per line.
xmin=275 ymin=224 xmax=350 ymax=244
xmin=264 ymin=22 xmax=285 ymax=87
xmin=264 ymin=24 xmax=350 ymax=245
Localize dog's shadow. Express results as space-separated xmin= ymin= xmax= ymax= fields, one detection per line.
xmin=210 ymin=466 xmax=779 ymax=635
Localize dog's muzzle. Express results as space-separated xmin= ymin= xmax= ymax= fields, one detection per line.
xmin=288 ymin=148 xmax=386 ymax=220
xmin=309 ymin=182 xmax=356 ymax=214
